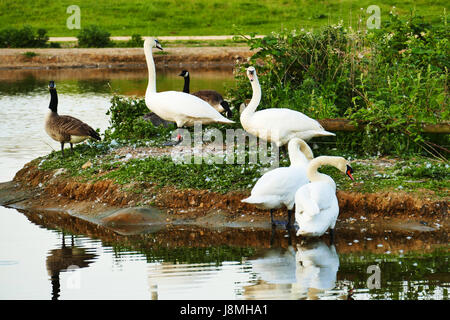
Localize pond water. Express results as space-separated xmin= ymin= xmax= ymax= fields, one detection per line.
xmin=0 ymin=67 xmax=234 ymax=182
xmin=0 ymin=205 xmax=448 ymax=300
xmin=0 ymin=67 xmax=448 ymax=300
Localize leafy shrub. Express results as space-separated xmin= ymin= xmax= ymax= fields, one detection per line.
xmin=127 ymin=34 xmax=144 ymax=47
xmin=229 ymin=13 xmax=449 ymax=157
xmin=77 ymin=25 xmax=112 ymax=48
xmin=0 ymin=26 xmax=49 ymax=48
xmin=22 ymin=51 xmax=38 ymax=58
xmin=114 ymin=34 xmax=145 ymax=48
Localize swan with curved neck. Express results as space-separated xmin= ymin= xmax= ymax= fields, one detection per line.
xmin=242 ymin=138 xmax=314 ymax=227
xmin=240 ymin=66 xmax=335 ymax=147
xmin=144 ymin=38 xmax=234 ymax=127
xmin=295 ymin=156 xmax=354 ymax=240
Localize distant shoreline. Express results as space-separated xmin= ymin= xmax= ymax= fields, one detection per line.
xmin=0 ymin=46 xmax=253 ymax=70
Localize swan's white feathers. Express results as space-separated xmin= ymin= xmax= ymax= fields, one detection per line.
xmin=144 ymin=39 xmax=234 ymax=127
xmin=242 ymin=167 xmax=309 ymax=210
xmin=240 ymin=67 xmax=335 ymax=146
xmin=295 ymin=181 xmax=339 ymax=237
xmin=246 ymin=108 xmax=337 ymax=144
xmin=146 ymin=91 xmax=233 ymax=126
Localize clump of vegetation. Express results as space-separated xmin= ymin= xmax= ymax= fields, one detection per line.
xmin=22 ymin=51 xmax=39 ymax=58
xmin=229 ymin=12 xmax=449 ymax=158
xmin=0 ymin=26 xmax=49 ymax=48
xmin=114 ymin=34 xmax=144 ymax=48
xmin=77 ymin=25 xmax=112 ymax=48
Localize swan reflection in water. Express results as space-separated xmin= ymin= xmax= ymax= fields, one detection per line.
xmin=46 ymin=233 xmax=97 ymax=300
xmin=244 ymin=239 xmax=339 ymax=300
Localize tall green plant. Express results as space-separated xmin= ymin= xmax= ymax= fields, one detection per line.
xmin=228 ymin=13 xmax=449 ymax=157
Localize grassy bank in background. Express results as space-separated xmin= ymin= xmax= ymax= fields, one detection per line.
xmin=0 ymin=0 xmax=447 ymax=37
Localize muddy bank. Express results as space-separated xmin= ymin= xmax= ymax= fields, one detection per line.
xmin=0 ymin=160 xmax=447 ymax=236
xmin=0 ymin=47 xmax=253 ymax=70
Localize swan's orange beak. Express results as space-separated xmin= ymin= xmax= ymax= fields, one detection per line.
xmin=346 ymin=165 xmax=354 ymax=181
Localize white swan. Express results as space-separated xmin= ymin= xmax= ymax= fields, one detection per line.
xmin=295 ymin=156 xmax=354 ymax=239
xmin=240 ymin=66 xmax=335 ymax=147
xmin=143 ymin=38 xmax=234 ymax=127
xmin=243 ymin=240 xmax=339 ymax=299
xmin=241 ymin=138 xmax=314 ymax=226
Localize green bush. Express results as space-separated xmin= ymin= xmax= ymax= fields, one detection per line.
xmin=0 ymin=26 xmax=49 ymax=48
xmin=114 ymin=34 xmax=145 ymax=48
xmin=127 ymin=34 xmax=144 ymax=47
xmin=77 ymin=25 xmax=112 ymax=48
xmin=229 ymin=13 xmax=449 ymax=157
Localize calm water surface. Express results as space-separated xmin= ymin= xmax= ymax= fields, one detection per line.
xmin=0 ymin=68 xmax=448 ymax=300
xmin=0 ymin=67 xmax=234 ymax=182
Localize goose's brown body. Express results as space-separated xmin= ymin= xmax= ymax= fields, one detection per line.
xmin=45 ymin=81 xmax=101 ymax=156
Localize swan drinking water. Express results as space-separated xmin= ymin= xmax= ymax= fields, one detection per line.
xmin=241 ymin=138 xmax=314 ymax=227
xmin=240 ymin=66 xmax=335 ymax=147
xmin=295 ymin=156 xmax=354 ymax=240
xmin=144 ymin=38 xmax=234 ymax=128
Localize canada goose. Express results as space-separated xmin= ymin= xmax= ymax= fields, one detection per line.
xmin=295 ymin=156 xmax=354 ymax=241
xmin=241 ymin=138 xmax=314 ymax=228
xmin=45 ymin=81 xmax=101 ymax=157
xmin=240 ymin=67 xmax=335 ymax=147
xmin=142 ymin=111 xmax=173 ymax=127
xmin=179 ymin=70 xmax=233 ymax=118
xmin=144 ymin=38 xmax=234 ymax=128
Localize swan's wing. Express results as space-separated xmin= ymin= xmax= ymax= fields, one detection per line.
xmin=147 ymin=91 xmax=232 ymax=122
xmin=295 ymin=184 xmax=321 ymax=216
xmin=248 ymin=167 xmax=308 ymax=205
xmin=248 ymin=108 xmax=326 ymax=133
xmin=308 ymin=182 xmax=337 ymax=211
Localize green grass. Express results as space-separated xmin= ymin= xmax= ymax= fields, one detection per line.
xmin=0 ymin=0 xmax=447 ymax=37
xmin=36 ymin=141 xmax=449 ymax=197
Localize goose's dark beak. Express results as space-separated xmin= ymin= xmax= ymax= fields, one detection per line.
xmin=48 ymin=81 xmax=55 ymax=89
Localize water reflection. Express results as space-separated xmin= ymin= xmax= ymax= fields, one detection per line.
xmin=46 ymin=233 xmax=97 ymax=300
xmin=0 ymin=67 xmax=234 ymax=96
xmin=0 ymin=206 xmax=448 ymax=300
xmin=244 ymin=239 xmax=339 ymax=299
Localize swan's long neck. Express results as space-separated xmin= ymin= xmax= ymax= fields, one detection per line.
xmin=307 ymin=156 xmax=338 ymax=188
xmin=144 ymin=44 xmax=157 ymax=96
xmin=240 ymin=75 xmax=261 ymax=123
xmin=49 ymin=89 xmax=58 ymax=113
xmin=182 ymin=75 xmax=190 ymax=93
xmin=288 ymin=139 xmax=314 ymax=166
